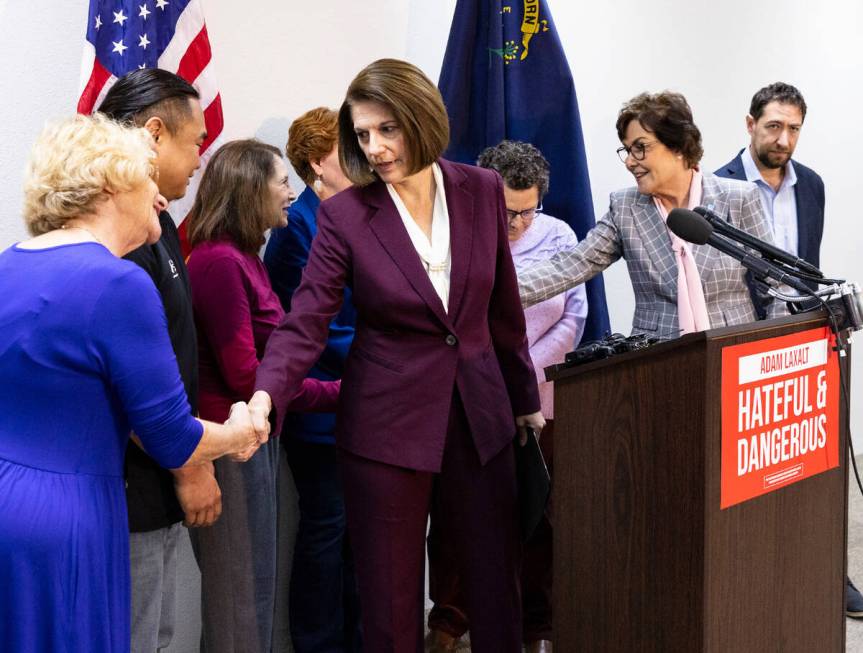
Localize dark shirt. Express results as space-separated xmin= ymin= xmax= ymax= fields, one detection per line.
xmin=123 ymin=212 xmax=199 ymax=532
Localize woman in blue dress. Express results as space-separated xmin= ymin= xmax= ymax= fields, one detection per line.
xmin=0 ymin=114 xmax=267 ymax=652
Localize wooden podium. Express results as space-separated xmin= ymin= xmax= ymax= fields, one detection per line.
xmin=547 ymin=313 xmax=849 ymax=652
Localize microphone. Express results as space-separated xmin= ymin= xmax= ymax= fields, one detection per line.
xmin=666 ymin=209 xmax=813 ymax=295
xmin=693 ymin=205 xmax=823 ymax=278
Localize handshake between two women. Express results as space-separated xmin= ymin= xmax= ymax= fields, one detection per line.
xmin=222 ymin=400 xmax=272 ymax=463
xmin=212 ymin=379 xmax=340 ymax=465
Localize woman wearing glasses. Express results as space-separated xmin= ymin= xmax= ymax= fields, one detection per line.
xmin=519 ymin=91 xmax=780 ymax=337
xmin=426 ymin=140 xmax=587 ymax=653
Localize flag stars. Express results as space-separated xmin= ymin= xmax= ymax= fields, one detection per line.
xmin=113 ymin=9 xmax=128 ymax=26
xmin=112 ymin=39 xmax=128 ymax=55
xmin=138 ymin=64 xmax=147 ymax=69
xmin=139 ymin=4 xmax=151 ymax=20
xmin=94 ymin=14 xmax=102 ymax=30
xmin=155 ymin=0 xmax=169 ymax=10
xmin=138 ymin=33 xmax=151 ymax=49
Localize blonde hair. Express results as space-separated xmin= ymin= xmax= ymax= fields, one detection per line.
xmin=22 ymin=113 xmax=156 ymax=235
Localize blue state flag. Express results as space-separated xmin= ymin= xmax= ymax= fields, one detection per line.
xmin=439 ymin=0 xmax=610 ymax=342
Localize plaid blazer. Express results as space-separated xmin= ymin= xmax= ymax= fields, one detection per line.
xmin=518 ymin=173 xmax=776 ymax=339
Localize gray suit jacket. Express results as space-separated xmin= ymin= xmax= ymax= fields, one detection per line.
xmin=518 ymin=173 xmax=778 ymax=338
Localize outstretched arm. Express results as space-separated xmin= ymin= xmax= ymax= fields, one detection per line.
xmin=254 ymin=202 xmax=350 ymax=434
xmin=518 ymin=210 xmax=622 ymax=308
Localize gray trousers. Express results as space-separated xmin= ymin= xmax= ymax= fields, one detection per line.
xmin=129 ymin=522 xmax=182 ymax=653
xmin=190 ymin=437 xmax=280 ymax=653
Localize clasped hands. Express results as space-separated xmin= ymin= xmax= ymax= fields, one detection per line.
xmin=225 ymin=391 xmax=273 ymax=462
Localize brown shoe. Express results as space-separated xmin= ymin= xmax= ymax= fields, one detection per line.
xmin=425 ymin=628 xmax=462 ymax=652
xmin=525 ymin=640 xmax=553 ymax=653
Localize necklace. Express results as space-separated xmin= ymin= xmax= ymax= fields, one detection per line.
xmin=61 ymin=223 xmax=103 ymax=245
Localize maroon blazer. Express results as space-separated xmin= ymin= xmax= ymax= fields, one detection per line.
xmin=256 ymin=159 xmax=540 ymax=472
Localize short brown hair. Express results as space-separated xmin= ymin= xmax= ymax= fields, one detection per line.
xmin=186 ymin=139 xmax=283 ymax=254
xmin=286 ymin=107 xmax=339 ymax=186
xmin=339 ymin=59 xmax=449 ymax=186
xmin=616 ymin=91 xmax=704 ymax=168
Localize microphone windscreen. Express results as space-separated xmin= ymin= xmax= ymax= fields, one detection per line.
xmin=667 ymin=208 xmax=713 ymax=245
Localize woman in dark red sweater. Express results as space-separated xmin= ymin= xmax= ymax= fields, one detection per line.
xmin=185 ymin=139 xmax=339 ymax=653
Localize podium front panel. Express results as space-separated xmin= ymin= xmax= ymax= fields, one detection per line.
xmin=552 ymin=314 xmax=848 ymax=652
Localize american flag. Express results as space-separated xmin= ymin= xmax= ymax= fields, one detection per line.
xmin=77 ymin=0 xmax=225 ymax=248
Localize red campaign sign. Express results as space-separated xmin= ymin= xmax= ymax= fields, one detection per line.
xmin=721 ymin=326 xmax=840 ymax=509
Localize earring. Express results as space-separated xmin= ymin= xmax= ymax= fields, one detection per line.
xmin=313 ymin=176 xmax=323 ymax=193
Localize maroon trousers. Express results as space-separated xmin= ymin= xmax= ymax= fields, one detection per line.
xmin=428 ymin=420 xmax=555 ymax=643
xmin=338 ymin=392 xmax=522 ymax=653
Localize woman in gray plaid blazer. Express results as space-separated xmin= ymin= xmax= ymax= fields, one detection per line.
xmin=519 ymin=91 xmax=779 ymax=338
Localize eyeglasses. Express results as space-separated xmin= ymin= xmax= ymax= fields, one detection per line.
xmin=506 ymin=204 xmax=543 ymax=223
xmin=616 ymin=140 xmax=656 ymax=163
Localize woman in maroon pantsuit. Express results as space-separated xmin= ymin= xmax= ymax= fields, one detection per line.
xmin=252 ymin=59 xmax=544 ymax=652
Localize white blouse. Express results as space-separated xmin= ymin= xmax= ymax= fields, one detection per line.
xmin=385 ymin=162 xmax=452 ymax=312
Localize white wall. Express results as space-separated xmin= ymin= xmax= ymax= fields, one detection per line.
xmin=1 ymin=1 xmax=861 ymax=650
xmin=0 ymin=1 xmax=85 ymax=247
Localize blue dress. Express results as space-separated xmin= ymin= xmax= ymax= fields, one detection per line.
xmin=0 ymin=242 xmax=203 ymax=652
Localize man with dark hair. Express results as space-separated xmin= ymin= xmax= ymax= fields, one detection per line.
xmin=98 ymin=68 xmax=214 ymax=652
xmin=714 ymin=84 xmax=863 ymax=618
xmin=715 ymin=82 xmax=824 ymax=270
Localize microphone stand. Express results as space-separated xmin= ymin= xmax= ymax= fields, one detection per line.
xmin=765 ymin=280 xmax=863 ymax=355
xmin=667 ymin=207 xmax=863 ymax=351
xmin=692 ymin=207 xmax=863 ymax=504
xmin=748 ymin=250 xmax=863 ymax=353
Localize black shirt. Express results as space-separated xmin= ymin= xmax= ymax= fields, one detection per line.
xmin=123 ymin=212 xmax=199 ymax=532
